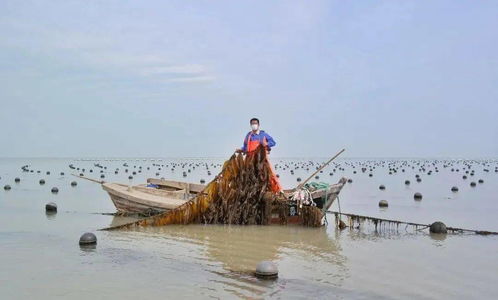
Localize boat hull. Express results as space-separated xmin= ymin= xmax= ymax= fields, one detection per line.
xmin=102 ymin=183 xmax=188 ymax=214
xmin=103 ymin=178 xmax=347 ymax=226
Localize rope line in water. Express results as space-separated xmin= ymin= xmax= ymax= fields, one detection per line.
xmin=327 ymin=211 xmax=498 ymax=235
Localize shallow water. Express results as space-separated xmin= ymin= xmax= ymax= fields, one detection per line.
xmin=0 ymin=157 xmax=497 ymax=299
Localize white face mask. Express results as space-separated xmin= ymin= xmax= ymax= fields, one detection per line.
xmin=251 ymin=124 xmax=259 ymax=131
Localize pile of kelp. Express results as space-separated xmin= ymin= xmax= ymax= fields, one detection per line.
xmin=106 ymin=146 xmax=284 ymax=230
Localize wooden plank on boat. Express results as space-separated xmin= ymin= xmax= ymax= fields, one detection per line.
xmin=147 ymin=178 xmax=206 ymax=193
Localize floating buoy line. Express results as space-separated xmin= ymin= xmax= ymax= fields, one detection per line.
xmin=328 ymin=211 xmax=498 ymax=235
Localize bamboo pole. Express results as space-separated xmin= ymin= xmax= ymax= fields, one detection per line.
xmin=71 ymin=174 xmax=105 ymax=184
xmin=297 ymin=148 xmax=345 ymax=189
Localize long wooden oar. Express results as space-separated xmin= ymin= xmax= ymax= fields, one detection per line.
xmin=72 ymin=174 xmax=105 ymax=184
xmin=297 ymin=148 xmax=345 ymax=189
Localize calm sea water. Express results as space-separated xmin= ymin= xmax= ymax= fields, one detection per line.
xmin=0 ymin=157 xmax=497 ymax=299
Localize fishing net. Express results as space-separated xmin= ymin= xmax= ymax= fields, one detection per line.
xmin=109 ymin=146 xmax=284 ymax=229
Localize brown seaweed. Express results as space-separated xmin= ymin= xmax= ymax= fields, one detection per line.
xmin=104 ymin=146 xmax=282 ymax=230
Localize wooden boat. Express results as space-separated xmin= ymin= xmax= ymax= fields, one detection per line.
xmin=102 ymin=177 xmax=348 ymax=225
xmin=101 ymin=179 xmax=203 ymax=215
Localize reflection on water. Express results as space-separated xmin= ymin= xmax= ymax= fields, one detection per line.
xmin=105 ymin=217 xmax=351 ymax=298
xmin=110 ymin=216 xmax=348 ymax=272
xmin=79 ymin=244 xmax=97 ymax=253
xmin=45 ymin=211 xmax=57 ymax=220
xmin=429 ymin=232 xmax=447 ymax=242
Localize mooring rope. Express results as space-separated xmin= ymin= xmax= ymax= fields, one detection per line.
xmin=327 ymin=211 xmax=498 ymax=235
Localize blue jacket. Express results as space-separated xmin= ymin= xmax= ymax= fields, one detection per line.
xmin=241 ymin=130 xmax=276 ymax=152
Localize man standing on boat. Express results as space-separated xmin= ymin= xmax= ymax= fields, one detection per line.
xmin=236 ymin=118 xmax=282 ymax=192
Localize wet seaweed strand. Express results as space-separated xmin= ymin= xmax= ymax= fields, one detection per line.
xmin=329 ymin=211 xmax=498 ymax=235
xmin=103 ymin=146 xmax=279 ymax=230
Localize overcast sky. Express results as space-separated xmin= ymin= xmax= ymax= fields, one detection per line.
xmin=0 ymin=0 xmax=497 ymax=158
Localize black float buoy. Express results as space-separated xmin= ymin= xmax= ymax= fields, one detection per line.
xmin=379 ymin=185 xmax=385 ymax=190
xmin=100 ymin=174 xmax=105 ymax=179
xmin=255 ymin=261 xmax=278 ymax=279
xmin=470 ymin=182 xmax=476 ymax=187
xmin=79 ymin=232 xmax=97 ymax=245
xmin=46 ymin=171 xmax=50 ymax=175
xmin=45 ymin=202 xmax=57 ymax=212
xmin=347 ymin=178 xmax=353 ymax=183
xmin=39 ymin=179 xmax=46 ymax=185
xmin=451 ymin=186 xmax=459 ymax=192
xmin=60 ymin=172 xmax=64 ymax=176
xmin=463 ymin=175 xmax=467 ymax=180
xmin=478 ymin=179 xmax=484 ymax=184
xmin=71 ymin=181 xmax=77 ymax=187
xmin=128 ymin=175 xmax=133 ymax=180
xmin=405 ymin=180 xmax=410 ymax=185
xmin=416 ymin=178 xmax=422 ymax=182
xmin=200 ymin=179 xmax=206 ymax=184
xmin=4 ymin=185 xmax=11 ymax=190
xmin=297 ymin=177 xmax=301 ymax=182
xmin=14 ymin=177 xmax=20 ymax=183
xmin=429 ymin=221 xmax=447 ymax=234
xmin=51 ymin=187 xmax=59 ymax=193
xmin=378 ymin=200 xmax=388 ymax=207
xmin=414 ymin=192 xmax=422 ymax=200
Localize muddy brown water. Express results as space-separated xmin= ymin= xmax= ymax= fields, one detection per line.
xmin=1 ymin=158 xmax=497 ymax=299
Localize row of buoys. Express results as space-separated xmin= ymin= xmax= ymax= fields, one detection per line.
xmin=5 ymin=181 xmax=77 ymax=192
xmin=377 ymin=192 xmax=423 ymax=207
xmin=405 ymin=178 xmax=483 ymax=193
